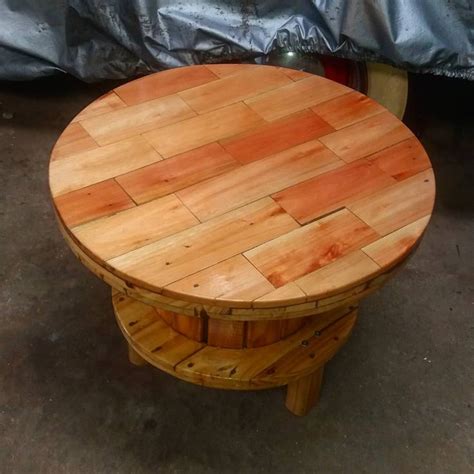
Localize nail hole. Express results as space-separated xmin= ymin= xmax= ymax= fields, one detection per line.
xmin=230 ymin=368 xmax=237 ymax=376
xmin=152 ymin=346 xmax=162 ymax=353
xmin=301 ymin=339 xmax=309 ymax=347
xmin=187 ymin=362 xmax=194 ymax=368
xmin=165 ymin=262 xmax=171 ymax=266
xmin=266 ymin=367 xmax=275 ymax=375
xmin=129 ymin=320 xmax=138 ymax=327
xmin=193 ymin=283 xmax=199 ymax=288
xmin=314 ymin=331 xmax=321 ymax=337
xmin=309 ymin=352 xmax=316 ymax=359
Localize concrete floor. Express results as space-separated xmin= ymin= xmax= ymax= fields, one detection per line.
xmin=1 ymin=73 xmax=473 ymax=474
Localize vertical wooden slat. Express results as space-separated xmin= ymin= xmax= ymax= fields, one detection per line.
xmin=246 ymin=320 xmax=282 ymax=348
xmin=280 ymin=317 xmax=307 ymax=338
xmin=173 ymin=314 xmax=204 ymax=342
xmin=207 ymin=319 xmax=245 ymax=348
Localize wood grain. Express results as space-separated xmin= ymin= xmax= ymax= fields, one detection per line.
xmin=220 ymin=109 xmax=334 ymax=164
xmin=245 ymin=209 xmax=379 ymax=288
xmin=72 ymin=92 xmax=126 ymax=123
xmin=207 ymin=319 xmax=246 ymax=349
xmin=177 ymin=139 xmax=343 ymax=221
xmin=205 ymin=63 xmax=261 ymax=78
xmin=143 ymin=102 xmax=263 ymax=158
xmin=116 ymin=142 xmax=239 ymax=204
xmin=51 ymin=122 xmax=97 ymax=161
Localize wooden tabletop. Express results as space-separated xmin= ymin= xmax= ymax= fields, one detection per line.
xmin=50 ymin=64 xmax=435 ymax=311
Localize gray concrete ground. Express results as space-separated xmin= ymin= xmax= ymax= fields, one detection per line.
xmin=0 ymin=73 xmax=473 ymax=474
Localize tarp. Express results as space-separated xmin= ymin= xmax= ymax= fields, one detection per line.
xmin=0 ymin=0 xmax=473 ymax=82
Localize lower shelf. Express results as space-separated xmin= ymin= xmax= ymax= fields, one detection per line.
xmin=112 ymin=292 xmax=357 ymax=390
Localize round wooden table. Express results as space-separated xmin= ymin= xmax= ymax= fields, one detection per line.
xmin=49 ymin=64 xmax=435 ymax=416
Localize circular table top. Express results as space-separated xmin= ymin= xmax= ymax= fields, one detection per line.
xmin=50 ymin=64 xmax=435 ymax=311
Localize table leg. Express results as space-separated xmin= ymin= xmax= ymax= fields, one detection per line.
xmin=127 ymin=343 xmax=147 ymax=366
xmin=285 ymin=366 xmax=325 ymax=416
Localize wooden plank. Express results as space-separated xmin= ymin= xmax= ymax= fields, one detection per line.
xmin=54 ymin=179 xmax=135 ymax=227
xmin=246 ymin=320 xmax=282 ymax=348
xmin=244 ymin=208 xmax=379 ymax=288
xmin=295 ymin=250 xmax=380 ymax=298
xmin=254 ymin=282 xmax=307 ymax=307
xmin=347 ymin=169 xmax=435 ymax=236
xmin=80 ymin=94 xmax=196 ymax=146
xmin=244 ymin=75 xmax=350 ymax=121
xmin=172 ymin=314 xmax=204 ymax=342
xmin=71 ymin=195 xmax=199 ymax=260
xmin=72 ymin=92 xmax=126 ymax=123
xmin=108 ymin=198 xmax=300 ymax=289
xmin=178 ymin=66 xmax=292 ymax=114
xmin=116 ymin=142 xmax=239 ymax=204
xmin=177 ymin=139 xmax=343 ymax=221
xmin=362 ymin=215 xmax=431 ymax=267
xmin=165 ymin=255 xmax=274 ymax=303
xmin=280 ymin=317 xmax=306 ymax=338
xmin=112 ymin=293 xmax=159 ymax=336
xmin=142 ymin=102 xmax=264 ymax=158
xmin=207 ymin=319 xmax=246 ymax=348
xmin=205 ymin=63 xmax=261 ymax=78
xmin=311 ymin=91 xmax=385 ymax=129
xmin=51 ymin=122 xmax=97 ymax=161
xmin=272 ymin=159 xmax=396 ymax=224
xmin=220 ymin=109 xmax=334 ymax=164
xmin=114 ymin=65 xmax=218 ymax=105
xmin=49 ymin=136 xmax=162 ymax=196
xmin=367 ymin=137 xmax=432 ymax=181
xmin=279 ymin=68 xmax=313 ymax=81
xmin=319 ymin=111 xmax=413 ymax=162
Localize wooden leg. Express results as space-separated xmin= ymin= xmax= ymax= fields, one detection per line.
xmin=285 ymin=367 xmax=324 ymax=416
xmin=128 ymin=343 xmax=147 ymax=366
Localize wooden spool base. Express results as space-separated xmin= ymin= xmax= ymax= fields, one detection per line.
xmin=113 ymin=292 xmax=357 ymax=416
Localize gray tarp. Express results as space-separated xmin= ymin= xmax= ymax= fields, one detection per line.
xmin=0 ymin=0 xmax=473 ymax=82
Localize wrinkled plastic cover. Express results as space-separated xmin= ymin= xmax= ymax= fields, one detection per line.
xmin=0 ymin=0 xmax=472 ymax=81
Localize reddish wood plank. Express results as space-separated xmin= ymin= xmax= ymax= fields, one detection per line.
xmin=207 ymin=319 xmax=246 ymax=349
xmin=367 ymin=137 xmax=432 ymax=181
xmin=72 ymin=92 xmax=127 ymax=123
xmin=220 ymin=109 xmax=334 ymax=164
xmin=319 ymin=111 xmax=413 ymax=162
xmin=116 ymin=142 xmax=239 ymax=204
xmin=114 ymin=66 xmax=218 ymax=105
xmin=273 ymin=159 xmax=396 ymax=224
xmin=246 ymin=320 xmax=282 ymax=348
xmin=172 ymin=314 xmax=204 ymax=342
xmin=54 ymin=179 xmax=135 ymax=227
xmin=51 ymin=123 xmax=98 ymax=161
xmin=244 ymin=208 xmax=379 ymax=288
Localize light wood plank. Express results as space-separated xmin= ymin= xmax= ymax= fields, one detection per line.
xmin=178 ymin=66 xmax=292 ymax=114
xmin=81 ymin=94 xmax=196 ymax=146
xmin=319 ymin=111 xmax=413 ymax=162
xmin=273 ymin=159 xmax=396 ymax=224
xmin=347 ymin=169 xmax=436 ymax=236
xmin=143 ymin=102 xmax=264 ymax=158
xmin=54 ymin=179 xmax=135 ymax=227
xmin=280 ymin=68 xmax=313 ymax=81
xmin=116 ymin=142 xmax=239 ymax=204
xmin=367 ymin=137 xmax=432 ymax=181
xmin=363 ymin=215 xmax=431 ymax=267
xmin=177 ymin=139 xmax=343 ymax=221
xmin=72 ymin=92 xmax=127 ymax=123
xmin=244 ymin=208 xmax=379 ymax=288
xmin=220 ymin=109 xmax=334 ymax=164
xmin=205 ymin=63 xmax=261 ymax=78
xmin=295 ymin=250 xmax=380 ymax=298
xmin=114 ymin=65 xmax=218 ymax=105
xmin=207 ymin=319 xmax=246 ymax=348
xmin=245 ymin=75 xmax=350 ymax=121
xmin=49 ymin=136 xmax=162 ymax=196
xmin=165 ymin=255 xmax=274 ymax=302
xmin=254 ymin=282 xmax=307 ymax=307
xmin=108 ymin=198 xmax=299 ymax=289
xmin=51 ymin=122 xmax=97 ymax=161
xmin=71 ymin=195 xmax=199 ymax=260
xmin=311 ymin=91 xmax=385 ymax=129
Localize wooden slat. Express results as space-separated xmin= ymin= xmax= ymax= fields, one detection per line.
xmin=272 ymin=159 xmax=396 ymax=224
xmin=246 ymin=320 xmax=282 ymax=348
xmin=51 ymin=122 xmax=97 ymax=161
xmin=347 ymin=169 xmax=435 ymax=236
xmin=71 ymin=195 xmax=199 ymax=260
xmin=172 ymin=314 xmax=204 ymax=342
xmin=207 ymin=319 xmax=246 ymax=348
xmin=108 ymin=198 xmax=299 ymax=289
xmin=280 ymin=68 xmax=313 ymax=81
xmin=114 ymin=65 xmax=218 ymax=105
xmin=165 ymin=255 xmax=274 ymax=303
xmin=311 ymin=91 xmax=385 ymax=129
xmin=244 ymin=75 xmax=350 ymax=121
xmin=116 ymin=142 xmax=239 ymax=204
xmin=319 ymin=111 xmax=413 ymax=162
xmin=81 ymin=94 xmax=196 ymax=146
xmin=49 ymin=136 xmax=162 ymax=196
xmin=113 ymin=293 xmax=159 ymax=336
xmin=54 ymin=179 xmax=135 ymax=227
xmin=254 ymin=282 xmax=307 ymax=307
xmin=280 ymin=317 xmax=306 ymax=338
xmin=244 ymin=208 xmax=379 ymax=288
xmin=362 ymin=215 xmax=431 ymax=267
xmin=205 ymin=63 xmax=261 ymax=78
xmin=367 ymin=137 xmax=432 ymax=181
xmin=72 ymin=92 xmax=126 ymax=123
xmin=220 ymin=109 xmax=334 ymax=164
xmin=177 ymin=139 xmax=343 ymax=221
xmin=295 ymin=250 xmax=380 ymax=298
xmin=178 ymin=66 xmax=291 ymax=114
xmin=142 ymin=102 xmax=264 ymax=158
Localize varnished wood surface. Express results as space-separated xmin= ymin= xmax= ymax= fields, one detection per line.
xmin=50 ymin=64 xmax=435 ymax=313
